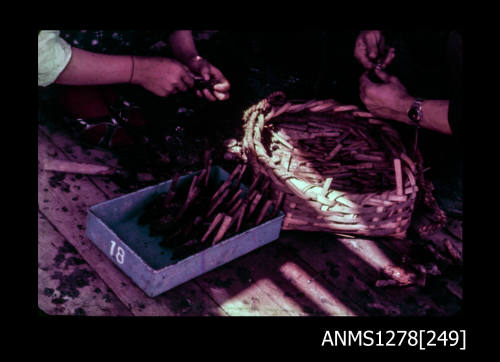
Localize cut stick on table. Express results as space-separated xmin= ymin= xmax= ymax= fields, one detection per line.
xmin=235 ymin=202 xmax=248 ymax=233
xmin=205 ymin=159 xmax=212 ymax=186
xmin=197 ymin=169 xmax=207 ymax=187
xmin=324 ymin=144 xmax=343 ymax=161
xmin=234 ymin=163 xmax=247 ymax=186
xmin=201 ymin=212 xmax=224 ymax=242
xmin=228 ymin=197 xmax=244 ymax=216
xmin=206 ymin=188 xmax=230 ymax=217
xmin=256 ymin=199 xmax=274 ymax=225
xmin=333 ymin=105 xmax=359 ymax=112
xmin=226 ymin=189 xmax=243 ymax=209
xmin=176 ymin=175 xmax=200 ymax=221
xmin=393 ymin=158 xmax=403 ymax=196
xmin=164 ymin=173 xmax=180 ymax=205
xmin=203 ymin=149 xmax=213 ymax=184
xmin=212 ymin=214 xmax=233 ymax=245
xmin=189 ymin=175 xmax=199 ymax=196
xmin=247 ymin=173 xmax=262 ymax=195
xmin=227 ymin=206 xmax=244 ymax=230
xmin=211 ymin=164 xmax=242 ymax=201
xmin=246 ymin=192 xmax=263 ymax=219
xmin=176 ymin=187 xmax=200 ymax=221
xmin=353 ymin=154 xmax=384 ymax=162
xmin=271 ymin=191 xmax=284 ymax=218
xmin=41 ymin=158 xmax=114 ymax=175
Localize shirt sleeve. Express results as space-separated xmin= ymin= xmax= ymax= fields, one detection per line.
xmin=38 ymin=30 xmax=73 ymax=87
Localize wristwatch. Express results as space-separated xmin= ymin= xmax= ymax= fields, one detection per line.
xmin=408 ymin=98 xmax=424 ymax=126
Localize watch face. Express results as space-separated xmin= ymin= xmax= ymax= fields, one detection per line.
xmin=408 ymin=108 xmax=418 ymax=122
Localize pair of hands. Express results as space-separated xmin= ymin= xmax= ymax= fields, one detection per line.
xmin=355 ymin=31 xmax=415 ymax=123
xmin=132 ymin=55 xmax=230 ymax=101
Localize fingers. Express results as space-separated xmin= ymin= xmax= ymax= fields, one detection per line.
xmin=202 ymin=88 xmax=217 ymax=102
xmin=208 ymin=65 xmax=231 ymax=91
xmin=214 ymin=91 xmax=229 ymax=101
xmin=359 ymin=72 xmax=370 ymax=89
xmin=354 ymin=36 xmax=374 ymax=70
xmin=200 ymin=85 xmax=229 ymax=101
xmin=360 ymin=68 xmax=394 ymax=86
xmin=200 ymin=64 xmax=230 ymax=101
xmin=373 ymin=68 xmax=402 ymax=86
xmin=181 ymin=72 xmax=195 ymax=88
xmin=200 ymin=66 xmax=211 ymax=81
xmin=166 ymin=88 xmax=178 ymax=96
xmin=175 ymin=81 xmax=188 ymax=92
xmin=364 ymin=31 xmax=380 ymax=61
xmin=380 ymin=47 xmax=396 ymax=69
xmin=178 ymin=65 xmax=195 ymax=91
xmin=213 ymin=80 xmax=230 ymax=93
xmin=359 ymin=71 xmax=374 ymax=102
xmin=359 ymin=88 xmax=366 ymax=100
xmin=373 ymin=68 xmax=392 ymax=83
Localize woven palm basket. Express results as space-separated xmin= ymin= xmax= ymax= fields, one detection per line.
xmin=241 ymin=91 xmax=427 ymax=238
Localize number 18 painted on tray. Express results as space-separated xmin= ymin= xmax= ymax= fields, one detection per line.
xmin=109 ymin=240 xmax=125 ymax=264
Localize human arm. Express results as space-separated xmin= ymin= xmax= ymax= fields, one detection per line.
xmin=39 ymin=30 xmax=195 ymax=96
xmin=359 ymin=69 xmax=452 ymax=135
xmin=54 ymin=46 xmax=196 ymax=97
xmin=54 ymin=47 xmax=134 ymax=85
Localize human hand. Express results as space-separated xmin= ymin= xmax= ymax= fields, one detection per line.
xmin=131 ymin=57 xmax=195 ymax=97
xmin=359 ymin=69 xmax=414 ymax=123
xmin=354 ymin=30 xmax=395 ymax=70
xmin=186 ymin=56 xmax=231 ymax=101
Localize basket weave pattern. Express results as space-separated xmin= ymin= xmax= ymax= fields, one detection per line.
xmin=242 ymin=92 xmax=421 ymax=238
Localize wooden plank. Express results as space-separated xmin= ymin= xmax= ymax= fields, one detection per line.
xmin=39 ymin=125 xmax=123 ymax=197
xmin=215 ymin=241 xmax=359 ymax=316
xmin=278 ymin=231 xmax=459 ymax=316
xmin=38 ymin=127 xmax=226 ymax=316
xmin=38 ymin=211 xmax=132 ymax=316
xmin=279 ymin=232 xmax=405 ymax=316
xmin=194 ymin=257 xmax=293 ymax=316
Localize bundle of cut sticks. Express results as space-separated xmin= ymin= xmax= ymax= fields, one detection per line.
xmin=264 ymin=113 xmax=405 ymax=194
xmin=138 ymin=151 xmax=284 ymax=260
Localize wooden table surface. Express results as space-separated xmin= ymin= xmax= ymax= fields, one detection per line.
xmin=38 ymin=124 xmax=463 ymax=316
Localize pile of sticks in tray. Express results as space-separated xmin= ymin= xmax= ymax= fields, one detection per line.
xmin=138 ymin=151 xmax=284 ymax=260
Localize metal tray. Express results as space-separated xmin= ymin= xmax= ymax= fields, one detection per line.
xmin=86 ymin=166 xmax=284 ymax=297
